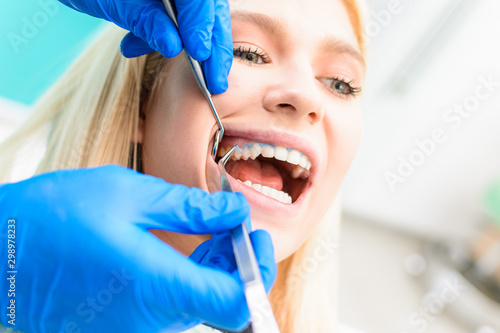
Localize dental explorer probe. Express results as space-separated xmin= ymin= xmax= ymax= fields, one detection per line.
xmin=219 ymin=146 xmax=281 ymax=333
xmin=161 ymin=0 xmax=223 ymax=159
xmin=160 ymin=2 xmax=280 ymax=331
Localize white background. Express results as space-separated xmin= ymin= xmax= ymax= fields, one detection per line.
xmin=342 ymin=0 xmax=500 ymax=240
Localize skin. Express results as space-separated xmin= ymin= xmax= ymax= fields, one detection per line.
xmin=139 ymin=0 xmax=365 ymax=261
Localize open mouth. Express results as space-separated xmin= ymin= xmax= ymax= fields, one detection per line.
xmin=217 ymin=142 xmax=312 ymax=204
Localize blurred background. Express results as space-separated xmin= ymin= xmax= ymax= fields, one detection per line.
xmin=1 ymin=0 xmax=499 ymax=332
xmin=339 ymin=0 xmax=500 ymax=332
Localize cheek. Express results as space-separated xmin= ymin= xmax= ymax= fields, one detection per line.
xmin=217 ymin=64 xmax=265 ymax=107
xmin=323 ymin=102 xmax=363 ymax=183
xmin=303 ymin=102 xmax=362 ymax=230
xmin=141 ymin=59 xmax=218 ymax=188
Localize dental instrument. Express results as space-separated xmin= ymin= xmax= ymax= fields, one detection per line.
xmin=160 ymin=2 xmax=280 ymax=331
xmin=218 ymin=146 xmax=281 ymax=333
xmin=161 ymin=0 xmax=223 ymax=159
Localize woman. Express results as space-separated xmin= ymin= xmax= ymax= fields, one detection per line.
xmin=1 ymin=0 xmax=365 ymax=331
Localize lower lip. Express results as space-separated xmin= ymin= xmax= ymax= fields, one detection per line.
xmin=225 ymin=171 xmax=311 ymax=217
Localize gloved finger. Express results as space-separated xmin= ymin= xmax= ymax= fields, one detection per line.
xmin=188 ymin=231 xmax=236 ymax=274
xmin=192 ymin=230 xmax=276 ymax=289
xmin=190 ymin=230 xmax=276 ymax=291
xmin=176 ymin=0 xmax=214 ymax=61
xmin=205 ymin=231 xmax=237 ymax=272
xmin=175 ymin=264 xmax=250 ymax=331
xmin=118 ymin=229 xmax=246 ymax=331
xmin=145 ymin=239 xmax=250 ymax=331
xmin=188 ymin=238 xmax=213 ymax=263
xmin=120 ymin=32 xmax=155 ymax=58
xmin=132 ymin=3 xmax=183 ymax=58
xmin=249 ymin=230 xmax=277 ymax=293
xmin=229 ymin=230 xmax=277 ymax=291
xmin=121 ymin=170 xmax=250 ymax=234
xmin=202 ymin=0 xmax=233 ymax=94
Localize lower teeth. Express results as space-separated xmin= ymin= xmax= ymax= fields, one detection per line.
xmin=237 ymin=179 xmax=292 ymax=204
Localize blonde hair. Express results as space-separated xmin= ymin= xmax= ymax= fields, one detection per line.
xmin=0 ymin=27 xmax=143 ymax=178
xmin=0 ymin=1 xmax=364 ymax=331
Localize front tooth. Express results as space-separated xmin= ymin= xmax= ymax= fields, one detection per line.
xmin=261 ymin=185 xmax=271 ymax=196
xmin=299 ymin=155 xmax=308 ymax=168
xmin=274 ymin=146 xmax=288 ymax=161
xmin=276 ymin=191 xmax=285 ymax=203
xmin=287 ymin=150 xmax=301 ymax=165
xmin=250 ymin=144 xmax=262 ymax=159
xmin=261 ymin=145 xmax=274 ymax=158
xmin=252 ymin=183 xmax=262 ymax=191
xmin=243 ymin=180 xmax=252 ymax=187
xmin=269 ymin=188 xmax=279 ymax=199
xmin=306 ymin=160 xmax=311 ymax=170
xmin=242 ymin=146 xmax=251 ymax=160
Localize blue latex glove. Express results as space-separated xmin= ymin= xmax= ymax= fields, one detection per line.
xmin=58 ymin=0 xmax=233 ymax=94
xmin=190 ymin=230 xmax=276 ymax=290
xmin=0 ymin=165 xmax=276 ymax=333
xmin=189 ymin=230 xmax=277 ymax=331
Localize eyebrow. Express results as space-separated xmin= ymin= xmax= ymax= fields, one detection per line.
xmin=231 ymin=10 xmax=287 ymax=41
xmin=231 ymin=10 xmax=365 ymax=66
xmin=319 ymin=37 xmax=365 ymax=67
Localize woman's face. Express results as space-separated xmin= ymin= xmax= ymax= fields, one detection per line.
xmin=141 ymin=0 xmax=365 ymax=261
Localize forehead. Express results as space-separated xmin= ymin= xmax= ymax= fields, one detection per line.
xmin=229 ymin=0 xmax=359 ymax=51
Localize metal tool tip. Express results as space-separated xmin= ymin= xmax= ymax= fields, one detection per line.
xmin=220 ymin=145 xmax=238 ymax=166
xmin=211 ymin=130 xmax=224 ymax=160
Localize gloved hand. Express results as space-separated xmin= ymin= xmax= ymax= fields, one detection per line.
xmin=58 ymin=0 xmax=233 ymax=94
xmin=0 ymin=165 xmax=276 ymax=333
xmin=190 ymin=231 xmax=276 ymax=290
xmin=189 ymin=229 xmax=277 ymax=331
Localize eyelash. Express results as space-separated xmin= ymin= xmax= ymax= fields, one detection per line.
xmin=233 ymin=46 xmax=362 ymax=99
xmin=233 ymin=46 xmax=270 ymax=64
xmin=322 ymin=77 xmax=362 ymax=99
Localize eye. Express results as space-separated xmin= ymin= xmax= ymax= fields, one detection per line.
xmin=233 ymin=46 xmax=269 ymax=64
xmin=320 ymin=77 xmax=362 ymax=98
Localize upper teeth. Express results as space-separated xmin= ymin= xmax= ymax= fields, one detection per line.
xmin=217 ymin=142 xmax=312 ymax=204
xmin=218 ymin=143 xmax=312 ymax=179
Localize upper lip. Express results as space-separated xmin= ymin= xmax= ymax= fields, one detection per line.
xmin=219 ymin=126 xmax=320 ymax=177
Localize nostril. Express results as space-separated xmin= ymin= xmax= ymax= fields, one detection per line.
xmin=278 ymin=103 xmax=292 ymax=108
xmin=308 ymin=110 xmax=322 ymax=124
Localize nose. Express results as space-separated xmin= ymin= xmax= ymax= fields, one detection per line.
xmin=262 ymin=69 xmax=324 ymax=125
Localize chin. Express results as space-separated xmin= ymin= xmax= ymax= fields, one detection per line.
xmin=254 ymin=220 xmax=302 ymax=262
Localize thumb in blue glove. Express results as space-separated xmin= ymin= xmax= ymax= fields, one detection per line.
xmin=58 ymin=0 xmax=233 ymax=94
xmin=191 ymin=230 xmax=277 ymax=293
xmin=0 ymin=165 xmax=276 ymax=333
xmin=189 ymin=229 xmax=277 ymax=331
